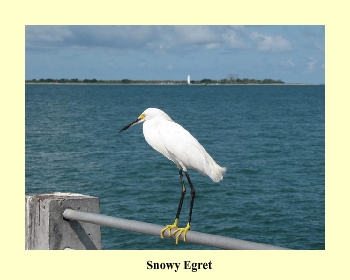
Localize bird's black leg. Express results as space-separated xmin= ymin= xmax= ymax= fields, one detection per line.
xmin=170 ymin=170 xmax=195 ymax=244
xmin=160 ymin=169 xmax=187 ymax=239
xmin=184 ymin=171 xmax=196 ymax=225
xmin=175 ymin=169 xmax=187 ymax=220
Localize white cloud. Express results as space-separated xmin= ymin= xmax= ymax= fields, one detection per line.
xmin=204 ymin=43 xmax=220 ymax=50
xmin=26 ymin=26 xmax=73 ymax=48
xmin=287 ymin=59 xmax=295 ymax=67
xmin=172 ymin=26 xmax=217 ymax=45
xmin=279 ymin=59 xmax=295 ymax=69
xmin=138 ymin=61 xmax=147 ymax=68
xmin=222 ymin=29 xmax=245 ymax=49
xmin=25 ymin=26 xmax=247 ymax=54
xmin=305 ymin=57 xmax=317 ymax=72
xmin=250 ymin=31 xmax=292 ymax=52
xmin=314 ymin=41 xmax=325 ymax=52
xmin=27 ymin=26 xmax=296 ymax=55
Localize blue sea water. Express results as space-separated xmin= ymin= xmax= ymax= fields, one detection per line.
xmin=25 ymin=84 xmax=325 ymax=250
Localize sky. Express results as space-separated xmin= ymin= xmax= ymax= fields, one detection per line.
xmin=25 ymin=25 xmax=325 ymax=84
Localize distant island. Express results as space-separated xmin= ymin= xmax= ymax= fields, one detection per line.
xmin=25 ymin=77 xmax=285 ymax=85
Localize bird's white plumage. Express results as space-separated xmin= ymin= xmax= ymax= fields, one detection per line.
xmin=138 ymin=108 xmax=226 ymax=182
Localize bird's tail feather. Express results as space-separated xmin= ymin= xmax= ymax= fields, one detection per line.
xmin=210 ymin=165 xmax=227 ymax=182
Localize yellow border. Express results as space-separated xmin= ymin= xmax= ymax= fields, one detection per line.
xmin=2 ymin=1 xmax=346 ymax=279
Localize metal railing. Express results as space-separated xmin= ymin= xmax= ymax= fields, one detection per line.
xmin=63 ymin=209 xmax=290 ymax=250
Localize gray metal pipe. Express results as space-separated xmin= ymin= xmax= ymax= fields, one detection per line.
xmin=63 ymin=209 xmax=290 ymax=250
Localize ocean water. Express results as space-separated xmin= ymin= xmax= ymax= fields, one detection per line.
xmin=25 ymin=84 xmax=325 ymax=250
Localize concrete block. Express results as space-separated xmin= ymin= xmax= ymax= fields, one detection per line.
xmin=25 ymin=192 xmax=101 ymax=250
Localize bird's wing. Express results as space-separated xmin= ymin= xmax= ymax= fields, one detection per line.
xmin=143 ymin=120 xmax=175 ymax=162
xmin=158 ymin=121 xmax=209 ymax=174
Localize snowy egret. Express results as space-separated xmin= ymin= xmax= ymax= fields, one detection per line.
xmin=119 ymin=108 xmax=226 ymax=244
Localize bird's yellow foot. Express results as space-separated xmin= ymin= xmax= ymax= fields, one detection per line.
xmin=172 ymin=222 xmax=191 ymax=245
xmin=160 ymin=218 xmax=179 ymax=239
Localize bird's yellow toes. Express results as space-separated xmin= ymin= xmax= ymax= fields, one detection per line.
xmin=172 ymin=222 xmax=191 ymax=245
xmin=160 ymin=218 xmax=179 ymax=238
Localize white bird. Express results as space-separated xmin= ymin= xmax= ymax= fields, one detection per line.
xmin=119 ymin=108 xmax=226 ymax=244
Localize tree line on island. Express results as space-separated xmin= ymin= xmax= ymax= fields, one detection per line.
xmin=25 ymin=77 xmax=284 ymax=85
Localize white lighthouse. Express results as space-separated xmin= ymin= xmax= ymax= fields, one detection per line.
xmin=187 ymin=75 xmax=190 ymax=85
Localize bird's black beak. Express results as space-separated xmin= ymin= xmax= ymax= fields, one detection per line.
xmin=119 ymin=118 xmax=141 ymax=132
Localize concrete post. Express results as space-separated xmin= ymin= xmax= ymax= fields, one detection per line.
xmin=25 ymin=192 xmax=101 ymax=250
